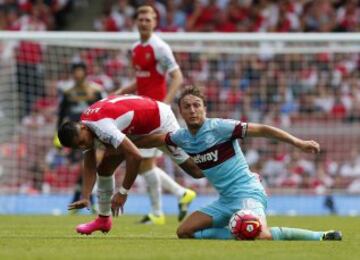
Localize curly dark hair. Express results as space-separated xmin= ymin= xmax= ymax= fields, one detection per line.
xmin=58 ymin=121 xmax=79 ymax=148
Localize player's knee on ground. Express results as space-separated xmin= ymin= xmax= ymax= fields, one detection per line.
xmin=176 ymin=225 xmax=194 ymax=239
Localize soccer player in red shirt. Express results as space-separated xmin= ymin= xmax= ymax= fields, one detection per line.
xmin=58 ymin=95 xmax=203 ymax=235
xmin=116 ymin=5 xmax=196 ymax=224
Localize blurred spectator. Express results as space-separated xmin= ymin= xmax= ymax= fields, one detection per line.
xmin=87 ymin=63 xmax=115 ymax=93
xmin=314 ymin=84 xmax=334 ymax=114
xmin=339 ymin=148 xmax=360 ymax=178
xmin=15 ymin=36 xmax=45 ymax=117
xmin=330 ymin=89 xmax=347 ymax=120
xmin=159 ymin=1 xmax=184 ymax=32
xmin=165 ymin=0 xmax=186 ymax=29
xmin=94 ymin=7 xmax=118 ymax=32
xmin=0 ymin=0 xmax=75 ymax=31
xmin=274 ymin=1 xmax=302 ymax=32
xmin=94 ymin=0 xmax=359 ymax=33
xmin=20 ymin=80 xmax=57 ymax=192
xmin=346 ymin=78 xmax=360 ymax=122
xmin=302 ymin=0 xmax=336 ymax=32
xmin=103 ymin=50 xmax=127 ymax=78
xmin=110 ymin=0 xmax=135 ymax=30
xmin=0 ymin=0 xmax=79 ymax=118
xmin=335 ymin=0 xmax=360 ymax=32
xmin=94 ymin=0 xmax=135 ymax=32
xmin=215 ymin=10 xmax=237 ymax=33
xmin=186 ymin=0 xmax=220 ymax=32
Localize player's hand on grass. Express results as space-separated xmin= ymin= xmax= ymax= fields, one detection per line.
xmin=296 ymin=140 xmax=320 ymax=154
xmin=68 ymin=199 xmax=91 ymax=211
xmin=111 ymin=192 xmax=127 ymax=217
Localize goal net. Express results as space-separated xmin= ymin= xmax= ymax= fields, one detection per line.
xmin=0 ymin=32 xmax=359 ymax=202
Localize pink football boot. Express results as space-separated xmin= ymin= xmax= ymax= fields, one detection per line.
xmin=76 ymin=216 xmax=112 ymax=235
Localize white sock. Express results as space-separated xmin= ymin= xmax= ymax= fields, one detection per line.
xmin=155 ymin=167 xmax=186 ymax=198
xmin=97 ymin=175 xmax=114 ymax=216
xmin=142 ymin=168 xmax=163 ymax=216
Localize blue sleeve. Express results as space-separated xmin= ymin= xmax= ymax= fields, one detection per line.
xmin=214 ymin=118 xmax=248 ymax=140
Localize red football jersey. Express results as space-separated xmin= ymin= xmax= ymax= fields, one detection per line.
xmin=132 ymin=34 xmax=179 ymax=101
xmin=80 ymin=95 xmax=160 ymax=148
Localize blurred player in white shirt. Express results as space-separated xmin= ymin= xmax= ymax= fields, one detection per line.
xmin=116 ymin=5 xmax=196 ymax=224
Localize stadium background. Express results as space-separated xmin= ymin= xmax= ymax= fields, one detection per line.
xmin=0 ymin=0 xmax=359 ymax=216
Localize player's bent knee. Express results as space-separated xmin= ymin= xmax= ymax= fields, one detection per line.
xmin=176 ymin=226 xmax=194 ymax=239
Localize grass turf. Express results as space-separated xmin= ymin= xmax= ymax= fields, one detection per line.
xmin=0 ymin=215 xmax=358 ymax=260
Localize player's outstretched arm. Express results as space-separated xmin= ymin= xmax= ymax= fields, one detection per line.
xmin=179 ymin=158 xmax=204 ymax=179
xmin=133 ymin=134 xmax=167 ymax=148
xmin=247 ymin=123 xmax=320 ymax=154
xmin=134 ymin=134 xmax=204 ymax=178
xmin=68 ymin=148 xmax=97 ymax=210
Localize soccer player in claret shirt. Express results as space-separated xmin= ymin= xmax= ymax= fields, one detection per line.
xmin=134 ymin=86 xmax=342 ymax=241
xmin=115 ymin=5 xmax=196 ymax=224
xmin=57 ymin=95 xmax=203 ymax=235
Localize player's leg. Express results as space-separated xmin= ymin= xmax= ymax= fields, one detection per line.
xmin=155 ymin=166 xmax=185 ymax=199
xmin=96 ymin=152 xmax=124 ymax=216
xmin=264 ymin=227 xmax=342 ymax=241
xmin=229 ymin=198 xmax=328 ymax=241
xmin=76 ymin=151 xmax=123 ymax=235
xmin=246 ymin=199 xmax=343 ymax=241
xmin=178 ymin=200 xmax=234 ymax=240
xmin=254 ymin=209 xmax=342 ymax=241
xmin=153 ymin=152 xmax=190 ymax=199
xmin=177 ymin=211 xmax=213 ymax=238
xmin=138 ymin=155 xmax=164 ymax=224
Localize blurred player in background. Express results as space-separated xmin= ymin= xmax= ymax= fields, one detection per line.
xmin=57 ymin=95 xmax=203 ymax=235
xmin=56 ymin=61 xmax=106 ymax=213
xmin=135 ymin=86 xmax=342 ymax=241
xmin=116 ymin=5 xmax=196 ymax=224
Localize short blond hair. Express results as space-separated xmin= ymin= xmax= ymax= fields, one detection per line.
xmin=136 ymin=5 xmax=157 ymax=19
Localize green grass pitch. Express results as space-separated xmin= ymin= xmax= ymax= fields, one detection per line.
xmin=0 ymin=215 xmax=358 ymax=260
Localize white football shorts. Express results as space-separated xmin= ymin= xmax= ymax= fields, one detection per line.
xmin=139 ymin=147 xmax=163 ymax=158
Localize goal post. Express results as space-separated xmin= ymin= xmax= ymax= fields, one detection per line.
xmin=0 ymin=31 xmax=359 ymax=201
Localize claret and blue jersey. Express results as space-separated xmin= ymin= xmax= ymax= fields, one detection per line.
xmin=166 ymin=118 xmax=267 ymax=206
